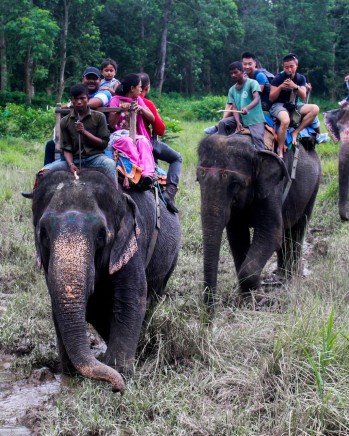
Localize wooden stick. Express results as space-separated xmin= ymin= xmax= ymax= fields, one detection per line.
xmin=217 ymin=109 xmax=243 ymax=114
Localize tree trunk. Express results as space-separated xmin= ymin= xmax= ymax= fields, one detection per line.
xmin=24 ymin=46 xmax=34 ymax=104
xmin=155 ymin=0 xmax=172 ymax=96
xmin=57 ymin=0 xmax=69 ymax=103
xmin=0 ymin=18 xmax=7 ymax=93
xmin=139 ymin=15 xmax=145 ymax=72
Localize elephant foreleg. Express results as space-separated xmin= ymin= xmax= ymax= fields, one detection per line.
xmin=237 ymin=201 xmax=283 ymax=294
xmin=104 ymin=258 xmax=147 ymax=374
xmin=226 ymin=217 xmax=251 ymax=274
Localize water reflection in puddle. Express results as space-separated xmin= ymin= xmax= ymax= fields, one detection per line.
xmin=0 ymin=354 xmax=61 ymax=435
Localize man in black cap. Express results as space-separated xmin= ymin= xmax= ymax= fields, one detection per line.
xmin=81 ymin=66 xmax=112 ymax=108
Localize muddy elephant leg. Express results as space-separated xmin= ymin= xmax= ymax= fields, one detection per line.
xmin=104 ymin=258 xmax=147 ymax=374
xmin=236 ymin=203 xmax=283 ymax=294
xmin=338 ymin=141 xmax=349 ymax=220
xmin=226 ymin=218 xmax=251 ymax=275
xmin=278 ymin=189 xmax=318 ymax=276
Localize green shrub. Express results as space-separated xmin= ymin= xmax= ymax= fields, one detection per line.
xmin=191 ymin=95 xmax=226 ymax=121
xmin=0 ymin=91 xmax=57 ymax=109
xmin=0 ymin=104 xmax=54 ymax=140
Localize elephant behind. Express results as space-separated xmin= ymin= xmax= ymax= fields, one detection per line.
xmin=32 ymin=169 xmax=181 ymax=392
xmin=197 ymin=135 xmax=321 ymax=311
xmin=323 ymin=105 xmax=349 ymax=220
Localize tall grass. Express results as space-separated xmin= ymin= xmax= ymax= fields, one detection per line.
xmin=2 ymin=118 xmax=349 ymax=434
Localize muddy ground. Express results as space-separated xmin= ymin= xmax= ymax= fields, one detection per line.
xmin=0 ymin=226 xmax=329 ymax=435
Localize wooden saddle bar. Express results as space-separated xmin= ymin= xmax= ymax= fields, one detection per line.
xmin=54 ymin=103 xmax=137 ymax=151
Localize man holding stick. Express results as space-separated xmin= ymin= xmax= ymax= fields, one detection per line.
xmin=215 ymin=61 xmax=266 ymax=149
xmin=204 ymin=62 xmax=266 ymax=150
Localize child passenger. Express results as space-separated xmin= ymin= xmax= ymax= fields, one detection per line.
xmin=99 ymin=59 xmax=120 ymax=96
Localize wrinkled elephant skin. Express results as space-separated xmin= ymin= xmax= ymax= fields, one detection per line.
xmin=324 ymin=105 xmax=349 ymax=220
xmin=31 ymin=169 xmax=181 ymax=392
xmin=197 ymin=135 xmax=321 ymax=311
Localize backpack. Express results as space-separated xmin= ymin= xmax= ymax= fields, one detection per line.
xmin=253 ymin=69 xmax=274 ymax=111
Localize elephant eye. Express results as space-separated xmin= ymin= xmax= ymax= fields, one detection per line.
xmin=40 ymin=227 xmax=50 ymax=248
xmin=96 ymin=228 xmax=107 ymax=247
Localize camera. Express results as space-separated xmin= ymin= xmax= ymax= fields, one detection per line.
xmin=285 ymin=73 xmax=292 ymax=80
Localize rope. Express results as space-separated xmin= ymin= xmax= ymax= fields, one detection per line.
xmin=282 ymin=142 xmax=300 ymax=204
xmin=145 ymin=185 xmax=161 ymax=268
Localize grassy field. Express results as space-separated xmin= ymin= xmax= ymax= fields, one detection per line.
xmin=2 ymin=117 xmax=349 ymax=435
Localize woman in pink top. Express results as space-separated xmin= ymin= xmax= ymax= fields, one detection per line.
xmin=109 ymin=74 xmax=155 ymax=179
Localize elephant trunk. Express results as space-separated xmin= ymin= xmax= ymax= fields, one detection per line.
xmin=338 ymin=141 xmax=349 ymax=220
xmin=201 ymin=200 xmax=227 ymax=313
xmin=48 ymin=232 xmax=125 ymax=393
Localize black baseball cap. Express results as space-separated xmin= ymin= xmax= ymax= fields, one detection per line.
xmin=83 ymin=67 xmax=100 ymax=78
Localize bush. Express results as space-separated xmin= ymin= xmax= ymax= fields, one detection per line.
xmin=0 ymin=91 xmax=57 ymax=109
xmin=0 ymin=104 xmax=54 ymax=140
xmin=191 ymin=95 xmax=226 ymax=121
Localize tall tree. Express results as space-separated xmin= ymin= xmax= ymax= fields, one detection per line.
xmin=155 ymin=0 xmax=172 ymax=95
xmin=6 ymin=6 xmax=59 ymax=101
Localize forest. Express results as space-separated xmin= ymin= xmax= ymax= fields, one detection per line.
xmin=0 ymin=0 xmax=349 ymax=103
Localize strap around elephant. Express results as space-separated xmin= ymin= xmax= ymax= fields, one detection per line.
xmin=145 ymin=185 xmax=161 ymax=268
xmin=282 ymin=143 xmax=300 ymax=204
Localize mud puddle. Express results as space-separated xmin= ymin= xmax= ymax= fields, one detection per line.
xmin=0 ymin=354 xmax=61 ymax=435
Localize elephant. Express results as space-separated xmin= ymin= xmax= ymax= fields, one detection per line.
xmin=323 ymin=104 xmax=349 ymax=220
xmin=197 ymin=134 xmax=321 ymax=312
xmin=30 ymin=169 xmax=181 ymax=393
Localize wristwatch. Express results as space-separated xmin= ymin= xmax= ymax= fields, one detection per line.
xmin=295 ymin=86 xmax=299 ymax=91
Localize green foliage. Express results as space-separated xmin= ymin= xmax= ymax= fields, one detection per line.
xmin=0 ymin=92 xmax=57 ymax=109
xmin=191 ymin=95 xmax=226 ymax=121
xmin=304 ymin=308 xmax=339 ymax=400
xmin=0 ymin=104 xmax=53 ymax=140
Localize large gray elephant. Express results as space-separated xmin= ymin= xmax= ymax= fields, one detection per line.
xmin=31 ymin=169 xmax=180 ymax=392
xmin=197 ymin=135 xmax=321 ymax=311
xmin=323 ymin=105 xmax=349 ymax=220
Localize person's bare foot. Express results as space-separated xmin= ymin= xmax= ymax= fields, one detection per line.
xmin=291 ymin=130 xmax=298 ymax=145
xmin=278 ymin=146 xmax=284 ymax=159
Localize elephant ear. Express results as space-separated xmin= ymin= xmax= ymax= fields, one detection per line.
xmin=34 ymin=227 xmax=42 ymax=269
xmin=109 ymin=193 xmax=141 ymax=275
xmin=323 ymin=109 xmax=342 ymax=144
xmin=255 ymin=150 xmax=289 ymax=200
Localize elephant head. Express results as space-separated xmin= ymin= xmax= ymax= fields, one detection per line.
xmin=32 ymin=170 xmax=141 ymax=393
xmin=324 ymin=105 xmax=349 ymax=220
xmin=197 ymin=135 xmax=288 ymax=309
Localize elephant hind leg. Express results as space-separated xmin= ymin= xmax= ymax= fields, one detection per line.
xmin=278 ymin=185 xmax=318 ymax=277
xmin=277 ymin=225 xmax=305 ymax=278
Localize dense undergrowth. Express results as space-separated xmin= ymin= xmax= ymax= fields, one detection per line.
xmin=2 ymin=108 xmax=349 ymax=434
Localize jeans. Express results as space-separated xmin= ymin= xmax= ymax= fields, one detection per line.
xmin=43 ymin=153 xmax=117 ymax=181
xmin=151 ymin=138 xmax=182 ymax=186
xmin=217 ymin=116 xmax=237 ymax=135
xmin=44 ymin=139 xmax=56 ymax=165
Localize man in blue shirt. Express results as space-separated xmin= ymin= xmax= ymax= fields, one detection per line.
xmin=242 ymin=52 xmax=271 ymax=111
xmin=81 ymin=66 xmax=111 ymax=108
